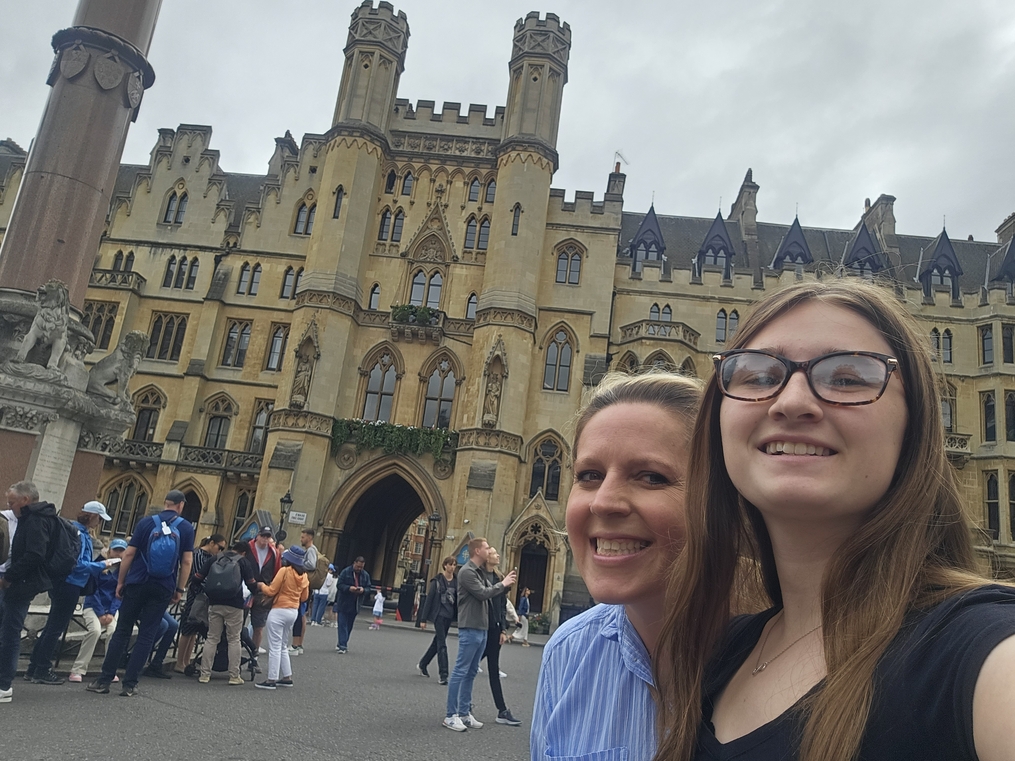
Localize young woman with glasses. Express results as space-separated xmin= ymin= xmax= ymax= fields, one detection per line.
xmin=653 ymin=281 xmax=1015 ymax=761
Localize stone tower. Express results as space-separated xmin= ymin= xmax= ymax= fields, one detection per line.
xmin=452 ymin=13 xmax=571 ymax=550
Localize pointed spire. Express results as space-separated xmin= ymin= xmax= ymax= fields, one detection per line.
xmin=629 ymin=204 xmax=666 ymax=256
xmin=920 ymin=227 xmax=963 ymax=277
xmin=842 ymin=221 xmax=884 ymax=272
xmin=990 ymin=238 xmax=1015 ymax=283
xmin=698 ymin=211 xmax=736 ymax=259
xmin=771 ymin=216 xmax=813 ymax=269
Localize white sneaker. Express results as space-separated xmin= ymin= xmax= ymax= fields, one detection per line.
xmin=461 ymin=713 xmax=483 ymax=729
xmin=443 ymin=715 xmax=467 ymax=732
xmin=0 ymin=687 xmax=11 ymax=703
xmin=258 ymin=647 xmax=267 ymax=654
xmin=288 ymin=646 xmax=303 ymax=656
xmin=477 ymin=666 xmax=483 ymax=673
xmin=499 ymin=670 xmax=507 ymax=678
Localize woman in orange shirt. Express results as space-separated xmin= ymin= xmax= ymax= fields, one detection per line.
xmin=255 ymin=545 xmax=309 ymax=690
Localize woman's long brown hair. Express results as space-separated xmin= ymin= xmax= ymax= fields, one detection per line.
xmin=652 ymin=280 xmax=986 ymax=761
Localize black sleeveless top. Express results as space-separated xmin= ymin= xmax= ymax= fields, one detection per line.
xmin=695 ymin=585 xmax=1015 ymax=761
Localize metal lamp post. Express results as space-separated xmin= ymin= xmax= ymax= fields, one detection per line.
xmin=414 ymin=512 xmax=442 ymax=627
xmin=277 ymin=490 xmax=293 ymax=543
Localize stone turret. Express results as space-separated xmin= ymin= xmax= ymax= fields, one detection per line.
xmin=501 ymin=12 xmax=571 ymax=168
xmin=331 ymin=0 xmax=410 ymax=134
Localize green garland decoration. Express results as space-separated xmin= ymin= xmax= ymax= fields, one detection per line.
xmin=331 ymin=418 xmax=458 ymax=462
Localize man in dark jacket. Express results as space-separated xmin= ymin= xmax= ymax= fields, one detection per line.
xmin=334 ymin=556 xmax=371 ymax=654
xmin=247 ymin=526 xmax=280 ymax=652
xmin=480 ymin=547 xmax=521 ymax=726
xmin=418 ymin=556 xmax=457 ymax=684
xmin=0 ymin=481 xmax=56 ymax=703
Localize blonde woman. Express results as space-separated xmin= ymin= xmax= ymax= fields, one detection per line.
xmin=532 ymin=372 xmax=703 ymax=760
xmin=654 ymin=281 xmax=1015 ymax=761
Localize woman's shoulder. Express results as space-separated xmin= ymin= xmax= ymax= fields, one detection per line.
xmin=544 ymin=604 xmax=626 ymax=657
xmin=900 ymin=584 xmax=1015 ymax=650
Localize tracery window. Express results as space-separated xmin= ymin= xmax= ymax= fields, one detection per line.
xmin=477 ymin=219 xmax=490 ymax=250
xmin=464 ymin=218 xmax=478 ymax=249
xmin=293 ymin=202 xmax=316 ymax=236
xmin=265 ymin=324 xmax=289 ymax=371
xmin=83 ymin=301 xmax=118 ymax=350
xmin=362 ymin=352 xmax=397 ymax=423
xmin=146 ymin=313 xmax=187 ymax=361
xmin=981 ymin=325 xmax=994 ymax=364
xmin=409 ymin=271 xmax=426 ymax=306
xmin=555 ymin=244 xmax=582 ymax=284
xmin=543 ymin=330 xmax=573 ymax=392
xmin=716 ymin=309 xmax=728 ymax=343
xmin=130 ymin=388 xmax=165 ymax=442
xmin=468 ymin=178 xmax=481 ymax=203
xmin=378 ymin=210 xmax=392 ymax=241
xmin=185 ymin=258 xmax=199 ymax=290
xmin=650 ymin=304 xmax=660 ymax=320
xmin=163 ymin=191 xmax=187 ymax=224
xmin=248 ymin=264 xmax=261 ymax=296
xmin=422 ymin=358 xmax=456 ymax=429
xmin=485 ymin=180 xmax=496 ymax=204
xmin=203 ymin=396 xmax=235 ymax=449
xmin=661 ymin=305 xmax=672 ymax=322
xmin=113 ymin=251 xmax=123 ymax=270
xmin=124 ymin=251 xmax=134 ymax=271
xmin=426 ymin=272 xmax=443 ymax=309
xmin=232 ymin=490 xmax=254 ymax=542
xmin=102 ymin=477 xmax=150 ymax=538
xmin=529 ymin=438 xmax=563 ymax=501
xmin=401 ymin=173 xmax=414 ymax=196
xmin=248 ymin=400 xmax=274 ymax=453
xmin=221 ymin=320 xmax=252 ymax=368
xmin=391 ymin=211 xmax=405 ymax=243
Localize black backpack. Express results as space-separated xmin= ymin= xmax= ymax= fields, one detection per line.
xmin=203 ymin=553 xmax=243 ymax=601
xmin=47 ymin=516 xmax=81 ymax=582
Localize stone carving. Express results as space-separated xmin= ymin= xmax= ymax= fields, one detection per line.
xmin=457 ymin=427 xmax=523 ymax=456
xmin=59 ymin=43 xmax=89 ymax=79
xmin=93 ymin=52 xmax=123 ymax=90
xmin=416 ymin=234 xmax=446 ymax=262
xmin=295 ymin=291 xmax=356 ymax=315
xmin=86 ymin=330 xmax=150 ymax=405
xmin=0 ymin=405 xmax=58 ymax=434
xmin=336 ymin=443 xmax=357 ymax=469
xmin=389 ymin=131 xmax=498 ymax=162
xmin=482 ymin=373 xmax=502 ymax=429
xmin=269 ymin=408 xmax=333 ymax=436
xmin=17 ymin=280 xmax=70 ymax=370
xmin=289 ymin=321 xmax=321 ymax=410
xmin=433 ymin=459 xmax=453 ymax=480
xmin=126 ymin=70 xmax=143 ymax=108
xmin=474 ymin=308 xmax=536 ymax=332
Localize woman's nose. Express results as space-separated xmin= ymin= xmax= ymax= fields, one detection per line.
xmin=589 ymin=473 xmax=633 ymax=517
xmin=768 ymin=369 xmax=824 ymax=420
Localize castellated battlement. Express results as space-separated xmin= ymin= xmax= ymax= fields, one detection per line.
xmin=350 ymin=0 xmax=408 ymax=30
xmin=514 ymin=11 xmax=571 ymax=41
xmin=393 ymin=99 xmax=505 ymax=129
xmin=548 ymin=187 xmax=619 ymax=216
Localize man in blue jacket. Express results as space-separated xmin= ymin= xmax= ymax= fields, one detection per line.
xmin=334 ymin=556 xmax=371 ymax=654
xmin=70 ymin=538 xmax=126 ymax=682
xmin=26 ymin=500 xmax=115 ymax=685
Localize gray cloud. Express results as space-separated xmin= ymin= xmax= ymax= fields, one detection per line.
xmin=4 ymin=0 xmax=1015 ymax=241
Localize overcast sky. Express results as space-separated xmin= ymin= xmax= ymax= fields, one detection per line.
xmin=4 ymin=0 xmax=1015 ymax=243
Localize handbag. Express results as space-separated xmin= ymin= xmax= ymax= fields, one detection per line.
xmin=188 ymin=591 xmax=210 ymax=627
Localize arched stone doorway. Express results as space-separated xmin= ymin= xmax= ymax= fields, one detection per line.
xmin=323 ymin=456 xmax=446 ymax=589
xmin=518 ymin=540 xmax=549 ymax=613
xmin=182 ymin=490 xmax=202 ymax=526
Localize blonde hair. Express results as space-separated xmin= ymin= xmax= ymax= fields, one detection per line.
xmin=653 ymin=280 xmax=987 ymax=761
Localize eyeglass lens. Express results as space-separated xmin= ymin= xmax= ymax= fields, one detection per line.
xmin=720 ymin=353 xmax=889 ymax=403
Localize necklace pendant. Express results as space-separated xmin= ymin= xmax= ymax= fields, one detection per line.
xmin=752 ymin=662 xmax=768 ymax=676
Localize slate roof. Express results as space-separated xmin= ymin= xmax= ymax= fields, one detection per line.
xmin=620 ymin=208 xmax=1004 ymax=293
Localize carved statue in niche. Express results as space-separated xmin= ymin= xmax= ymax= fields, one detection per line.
xmin=86 ymin=331 xmax=150 ymax=405
xmin=482 ymin=372 xmax=502 ymax=428
xmin=16 ymin=280 xmax=70 ymax=370
xmin=290 ymin=349 xmax=313 ymax=410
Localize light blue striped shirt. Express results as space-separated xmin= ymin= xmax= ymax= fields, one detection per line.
xmin=531 ymin=603 xmax=656 ymax=761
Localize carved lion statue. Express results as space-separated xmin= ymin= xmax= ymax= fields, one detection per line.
xmin=17 ymin=280 xmax=70 ymax=370
xmin=86 ymin=330 xmax=150 ymax=405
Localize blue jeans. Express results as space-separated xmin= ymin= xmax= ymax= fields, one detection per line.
xmin=29 ymin=579 xmax=83 ymax=674
xmin=149 ymin=611 xmax=179 ymax=667
xmin=446 ymin=627 xmax=487 ymax=718
xmin=311 ymin=593 xmax=328 ymax=624
xmin=337 ymin=609 xmax=357 ymax=650
xmin=0 ymin=592 xmax=32 ymax=690
xmin=99 ymin=581 xmax=172 ymax=687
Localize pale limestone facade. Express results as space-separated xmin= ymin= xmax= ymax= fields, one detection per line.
xmin=3 ymin=2 xmax=1015 ymax=625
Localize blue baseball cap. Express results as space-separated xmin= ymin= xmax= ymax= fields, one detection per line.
xmin=109 ymin=539 xmax=128 ymax=551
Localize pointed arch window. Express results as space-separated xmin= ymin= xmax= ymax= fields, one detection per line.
xmin=164 ymin=191 xmax=187 ymax=224
xmin=333 ymin=186 xmax=344 ymax=218
xmin=294 ymin=203 xmax=309 ymax=235
xmin=83 ymin=301 xmax=118 ymax=351
xmin=422 ymin=358 xmax=457 ymax=429
xmin=174 ymin=193 xmax=188 ymax=224
xmin=511 ymin=205 xmax=521 ymax=236
xmin=680 ymin=357 xmax=697 ymax=377
xmin=221 ymin=320 xmax=252 ymax=367
xmin=466 ymin=293 xmax=477 ymax=320
xmin=986 ymin=472 xmax=1000 ymax=540
xmin=1004 ymin=324 xmax=1014 ymax=364
xmin=984 ymin=391 xmax=997 ymax=442
xmin=529 ymin=438 xmax=563 ymax=501
xmin=401 ymin=173 xmax=414 ymax=196
xmin=661 ymin=305 xmax=672 ymax=322
xmin=130 ymin=388 xmax=164 ymax=442
xmin=294 ymin=268 xmax=304 ymax=294
xmin=409 ymin=271 xmax=426 ymax=306
xmin=385 ymin=170 xmax=397 ymax=194
xmin=485 ymin=180 xmax=496 ymax=204
xmin=369 ymin=284 xmax=381 ymax=311
xmin=477 ymin=219 xmax=490 ymax=250
xmin=113 ymin=251 xmax=124 ymax=271
xmin=391 ymin=211 xmax=405 ymax=243
xmin=173 ymin=257 xmax=188 ymax=289
xmin=237 ymin=263 xmax=251 ymax=294
xmin=981 ymin=325 xmax=994 ymax=364
xmin=248 ymin=400 xmax=274 ymax=453
xmin=543 ymin=330 xmax=573 ymax=392
xmin=281 ymin=267 xmax=295 ymax=299
xmin=102 ymin=477 xmax=150 ymax=538
xmin=426 ymin=272 xmax=443 ymax=309
xmin=1006 ymin=391 xmax=1015 ymax=442
xmin=378 ymin=209 xmax=392 ymax=241
xmin=125 ymin=251 xmax=134 ymax=271
xmin=163 ymin=256 xmax=176 ymax=288
xmin=930 ymin=265 xmax=953 ymax=288
xmin=716 ymin=309 xmax=728 ymax=343
xmin=650 ymin=304 xmax=660 ymax=320
xmin=203 ymin=396 xmax=235 ymax=449
xmin=232 ymin=490 xmax=254 ymax=542
xmin=468 ymin=178 xmax=481 ymax=203
xmin=464 ymin=218 xmax=478 ymax=249
xmin=555 ymin=244 xmax=583 ymax=284
xmin=185 ymin=258 xmax=199 ymax=290
xmin=147 ymin=313 xmax=187 ymax=361
xmin=728 ymin=310 xmax=739 ymax=337
xmin=265 ymin=324 xmax=289 ymax=371
xmin=943 ymin=329 xmax=953 ymax=363
xmin=703 ymin=247 xmax=726 ymax=267
xmin=363 ymin=352 xmax=397 ymax=423
xmin=931 ymin=328 xmax=941 ymax=359
xmin=248 ymin=264 xmax=261 ymax=296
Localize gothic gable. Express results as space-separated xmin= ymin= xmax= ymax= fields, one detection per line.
xmin=402 ymin=202 xmax=458 ymax=264
xmin=771 ymin=216 xmax=813 ymax=269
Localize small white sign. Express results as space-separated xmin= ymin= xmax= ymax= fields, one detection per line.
xmin=288 ymin=511 xmax=307 ymax=525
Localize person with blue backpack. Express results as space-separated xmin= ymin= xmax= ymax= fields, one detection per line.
xmin=87 ymin=489 xmax=194 ymax=698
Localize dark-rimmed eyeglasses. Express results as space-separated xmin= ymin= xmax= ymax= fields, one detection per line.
xmin=712 ymin=350 xmax=898 ymax=406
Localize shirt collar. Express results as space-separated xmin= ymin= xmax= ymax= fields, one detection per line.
xmin=599 ymin=605 xmax=654 ymax=686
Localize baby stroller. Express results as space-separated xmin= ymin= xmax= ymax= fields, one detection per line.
xmin=185 ymin=623 xmax=258 ymax=681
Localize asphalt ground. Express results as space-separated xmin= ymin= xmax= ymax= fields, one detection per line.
xmin=3 ymin=617 xmax=544 ymax=760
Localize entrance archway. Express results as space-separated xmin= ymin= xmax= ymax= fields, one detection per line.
xmin=518 ymin=541 xmax=549 ymax=613
xmin=324 ymin=456 xmax=446 ymax=589
xmin=182 ymin=490 xmax=202 ymax=526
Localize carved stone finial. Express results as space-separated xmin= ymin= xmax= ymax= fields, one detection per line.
xmin=16 ymin=280 xmax=70 ymax=370
xmin=86 ymin=330 xmax=149 ymax=406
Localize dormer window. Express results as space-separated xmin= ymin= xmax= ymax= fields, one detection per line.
xmin=853 ymin=260 xmax=875 ymax=279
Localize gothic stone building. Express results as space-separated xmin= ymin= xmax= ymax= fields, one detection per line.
xmin=3 ymin=1 xmax=1015 ymax=624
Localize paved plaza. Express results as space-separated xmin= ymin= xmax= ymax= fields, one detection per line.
xmin=4 ymin=617 xmax=542 ymax=760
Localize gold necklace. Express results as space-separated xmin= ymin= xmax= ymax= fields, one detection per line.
xmin=752 ymin=611 xmax=822 ymax=676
